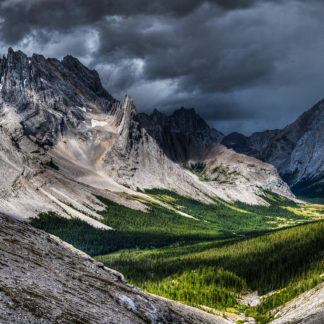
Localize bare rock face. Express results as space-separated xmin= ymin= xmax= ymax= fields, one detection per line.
xmin=148 ymin=107 xmax=224 ymax=144
xmin=272 ymin=282 xmax=324 ymax=324
xmin=259 ymin=100 xmax=324 ymax=196
xmin=137 ymin=108 xmax=293 ymax=204
xmin=0 ymin=212 xmax=227 ymax=324
xmin=0 ymin=48 xmax=122 ymax=147
xmin=222 ymin=99 xmax=324 ymax=197
xmin=221 ymin=130 xmax=281 ymax=157
xmin=0 ymin=48 xmax=295 ymax=222
xmin=138 ymin=109 xmax=210 ymax=162
xmin=221 ymin=132 xmax=258 ymax=156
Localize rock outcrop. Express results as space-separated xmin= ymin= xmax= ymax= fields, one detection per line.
xmin=272 ymin=282 xmax=324 ymax=323
xmin=0 ymin=212 xmax=228 ymax=324
xmin=222 ymin=99 xmax=324 ymax=197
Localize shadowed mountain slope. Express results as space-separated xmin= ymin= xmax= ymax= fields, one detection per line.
xmin=222 ymin=99 xmax=324 ymax=197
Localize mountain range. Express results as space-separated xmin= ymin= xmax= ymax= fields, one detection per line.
xmin=0 ymin=48 xmax=295 ymax=224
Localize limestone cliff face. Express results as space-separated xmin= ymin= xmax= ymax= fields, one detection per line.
xmin=259 ymin=100 xmax=324 ymax=195
xmin=0 ymin=48 xmax=116 ymax=147
xmin=0 ymin=48 xmax=294 ymax=221
xmin=222 ymin=99 xmax=324 ymax=196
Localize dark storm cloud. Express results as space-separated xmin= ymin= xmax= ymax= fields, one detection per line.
xmin=0 ymin=0 xmax=260 ymax=43
xmin=0 ymin=0 xmax=324 ymax=134
xmin=0 ymin=0 xmax=200 ymax=43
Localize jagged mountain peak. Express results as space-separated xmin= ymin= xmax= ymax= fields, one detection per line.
xmin=151 ymin=107 xmax=166 ymax=121
xmin=172 ymin=106 xmax=196 ymax=115
xmin=60 ymin=54 xmax=115 ymax=102
xmin=0 ymin=47 xmax=121 ymax=146
xmin=146 ymin=106 xmax=224 ymax=144
xmin=1 ymin=47 xmax=116 ymax=106
xmin=222 ymin=98 xmax=324 ymax=196
xmin=169 ymin=107 xmax=209 ymax=135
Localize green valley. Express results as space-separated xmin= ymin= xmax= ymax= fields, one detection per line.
xmin=31 ymin=190 xmax=324 ymax=323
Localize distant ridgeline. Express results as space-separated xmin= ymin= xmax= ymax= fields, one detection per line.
xmin=222 ymin=99 xmax=324 ymax=198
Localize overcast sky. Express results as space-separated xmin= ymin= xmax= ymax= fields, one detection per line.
xmin=1 ymin=0 xmax=324 ymax=134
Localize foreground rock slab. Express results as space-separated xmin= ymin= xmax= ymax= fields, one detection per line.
xmin=0 ymin=213 xmax=228 ymax=324
xmin=272 ymin=282 xmax=324 ymax=324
